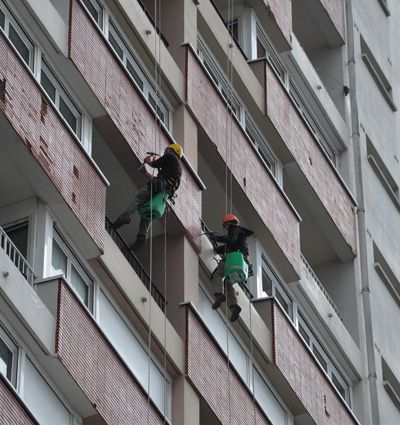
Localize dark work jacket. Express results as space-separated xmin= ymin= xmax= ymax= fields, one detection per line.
xmin=149 ymin=152 xmax=182 ymax=192
xmin=211 ymin=225 xmax=254 ymax=257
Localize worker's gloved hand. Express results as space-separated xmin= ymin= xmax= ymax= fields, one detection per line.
xmin=206 ymin=231 xmax=216 ymax=239
xmin=143 ymin=155 xmax=154 ymax=164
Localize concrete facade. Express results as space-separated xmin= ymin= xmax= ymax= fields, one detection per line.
xmin=0 ymin=0 xmax=398 ymax=424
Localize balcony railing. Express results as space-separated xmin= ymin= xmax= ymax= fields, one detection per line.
xmin=0 ymin=226 xmax=35 ymax=286
xmin=105 ymin=217 xmax=165 ymax=311
xmin=301 ymin=254 xmax=343 ymax=322
xmin=200 ymin=219 xmax=254 ymax=300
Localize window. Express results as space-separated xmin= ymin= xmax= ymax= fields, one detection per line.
xmin=24 ymin=358 xmax=72 ymax=425
xmin=98 ymin=290 xmax=171 ymax=419
xmin=367 ymin=136 xmax=400 ymax=210
xmin=40 ymin=61 xmax=82 ymax=137
xmin=197 ymin=37 xmax=282 ymax=183
xmin=262 ymin=257 xmax=292 ymax=317
xmin=81 ymin=0 xmax=103 ymax=28
xmin=0 ymin=1 xmax=34 ymax=68
xmin=107 ymin=21 xmax=170 ymax=129
xmin=297 ymin=312 xmax=350 ymax=404
xmin=4 ymin=221 xmax=29 ymax=259
xmin=382 ymin=357 xmax=400 ymax=411
xmin=0 ymin=325 xmax=17 ymax=385
xmin=228 ymin=18 xmax=239 ymax=43
xmin=51 ymin=234 xmax=92 ymax=308
xmin=361 ymin=35 xmax=396 ymax=111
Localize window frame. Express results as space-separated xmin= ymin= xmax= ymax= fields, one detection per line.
xmin=0 ymin=323 xmax=18 ymax=386
xmin=104 ymin=15 xmax=171 ymax=130
xmin=51 ymin=230 xmax=94 ymax=310
xmin=0 ymin=0 xmax=34 ymax=69
xmin=81 ymin=0 xmax=104 ymax=29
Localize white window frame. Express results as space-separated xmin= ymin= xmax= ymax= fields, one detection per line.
xmin=80 ymin=0 xmax=104 ymax=29
xmin=0 ymin=0 xmax=34 ymax=69
xmin=198 ymin=283 xmax=293 ymax=424
xmin=197 ymin=36 xmax=283 ymax=185
xmin=96 ymin=286 xmax=172 ymax=421
xmin=40 ymin=60 xmax=83 ymax=139
xmin=51 ymin=229 xmax=94 ymax=311
xmin=81 ymin=0 xmax=173 ymax=131
xmin=0 ymin=323 xmax=18 ymax=386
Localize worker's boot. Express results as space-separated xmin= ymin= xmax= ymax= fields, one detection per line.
xmin=229 ymin=304 xmax=241 ymax=322
xmin=212 ymin=293 xmax=226 ymax=310
xmin=113 ymin=212 xmax=131 ymax=229
xmin=130 ymin=234 xmax=147 ymax=252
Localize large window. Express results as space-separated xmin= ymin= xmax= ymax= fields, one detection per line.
xmin=98 ymin=290 xmax=171 ymax=419
xmin=0 ymin=1 xmax=33 ymax=68
xmin=51 ymin=232 xmax=92 ymax=308
xmin=40 ymin=60 xmax=82 ymax=137
xmin=0 ymin=325 xmax=17 ymax=386
xmin=197 ymin=37 xmax=282 ymax=184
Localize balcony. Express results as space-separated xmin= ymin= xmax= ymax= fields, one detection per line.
xmin=263 ymin=59 xmax=357 ymax=261
xmin=186 ymin=46 xmax=301 ymax=282
xmin=0 ymin=31 xmax=107 ymax=258
xmin=69 ymin=0 xmax=203 ymax=252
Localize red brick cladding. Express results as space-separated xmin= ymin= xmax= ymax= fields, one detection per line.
xmin=56 ymin=280 xmax=163 ymax=425
xmin=265 ymin=63 xmax=356 ymax=254
xmin=273 ymin=302 xmax=357 ymax=425
xmin=69 ymin=0 xmax=202 ymax=250
xmin=0 ymin=376 xmax=38 ymax=425
xmin=263 ymin=0 xmax=292 ymax=47
xmin=186 ymin=48 xmax=301 ymax=275
xmin=186 ymin=307 xmax=271 ymax=424
xmin=320 ymin=0 xmax=345 ymax=42
xmin=0 ymin=34 xmax=106 ymax=251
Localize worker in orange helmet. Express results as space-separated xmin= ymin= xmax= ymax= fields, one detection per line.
xmin=208 ymin=214 xmax=253 ymax=322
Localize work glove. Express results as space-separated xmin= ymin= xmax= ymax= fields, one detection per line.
xmin=143 ymin=155 xmax=155 ymax=164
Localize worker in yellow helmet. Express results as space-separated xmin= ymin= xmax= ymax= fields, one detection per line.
xmin=207 ymin=214 xmax=253 ymax=322
xmin=113 ymin=143 xmax=183 ymax=251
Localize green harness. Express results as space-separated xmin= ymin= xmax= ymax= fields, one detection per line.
xmin=224 ymin=251 xmax=249 ymax=285
xmin=138 ymin=191 xmax=169 ymax=221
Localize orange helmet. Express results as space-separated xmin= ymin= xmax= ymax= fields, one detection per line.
xmin=222 ymin=214 xmax=239 ymax=226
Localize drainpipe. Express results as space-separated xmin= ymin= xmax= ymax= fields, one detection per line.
xmin=345 ymin=1 xmax=380 ymax=424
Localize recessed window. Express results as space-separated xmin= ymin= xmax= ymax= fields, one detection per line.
xmin=40 ymin=61 xmax=82 ymax=137
xmin=332 ymin=372 xmax=347 ymax=400
xmin=108 ymin=29 xmax=123 ymax=60
xmin=4 ymin=221 xmax=29 ymax=259
xmin=51 ymin=234 xmax=92 ymax=309
xmin=127 ymin=59 xmax=144 ymax=90
xmin=0 ymin=325 xmax=17 ymax=386
xmin=228 ymin=18 xmax=239 ymax=43
xmin=81 ymin=0 xmax=103 ymax=28
xmin=0 ymin=2 xmax=34 ymax=68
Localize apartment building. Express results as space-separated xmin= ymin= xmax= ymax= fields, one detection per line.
xmin=0 ymin=0 xmax=398 ymax=424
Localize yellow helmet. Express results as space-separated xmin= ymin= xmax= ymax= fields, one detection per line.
xmin=167 ymin=143 xmax=183 ymax=158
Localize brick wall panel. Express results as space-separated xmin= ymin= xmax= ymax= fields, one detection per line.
xmin=273 ymin=303 xmax=357 ymax=425
xmin=186 ymin=307 xmax=271 ymax=424
xmin=56 ymin=281 xmax=163 ymax=425
xmin=0 ymin=34 xmax=106 ymax=251
xmin=265 ymin=64 xmax=356 ymax=254
xmin=0 ymin=377 xmax=38 ymax=425
xmin=69 ymin=0 xmax=202 ymax=250
xmin=186 ymin=48 xmax=301 ymax=274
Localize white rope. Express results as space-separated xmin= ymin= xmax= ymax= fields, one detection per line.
xmin=249 ymin=297 xmax=257 ymax=425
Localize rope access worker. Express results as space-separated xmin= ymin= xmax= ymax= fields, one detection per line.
xmin=208 ymin=214 xmax=253 ymax=322
xmin=113 ymin=143 xmax=183 ymax=251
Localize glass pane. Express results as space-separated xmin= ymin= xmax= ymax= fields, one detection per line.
xmin=5 ymin=223 xmax=28 ymax=259
xmin=70 ymin=265 xmax=89 ymax=306
xmin=0 ymin=338 xmax=12 ymax=380
xmin=59 ymin=97 xmax=77 ymax=133
xmin=298 ymin=322 xmax=310 ymax=346
xmin=228 ymin=19 xmax=239 ymax=42
xmin=332 ymin=372 xmax=346 ymax=400
xmin=262 ymin=269 xmax=273 ymax=296
xmin=0 ymin=9 xmax=5 ymax=29
xmin=81 ymin=0 xmax=99 ymax=24
xmin=40 ymin=70 xmax=56 ymax=102
xmin=126 ymin=59 xmax=144 ymax=90
xmin=275 ymin=288 xmax=290 ymax=315
xmin=257 ymin=38 xmax=266 ymax=58
xmin=9 ymin=23 xmax=30 ymax=65
xmin=108 ymin=30 xmax=123 ymax=60
xmin=52 ymin=240 xmax=67 ymax=276
xmin=312 ymin=345 xmax=328 ymax=372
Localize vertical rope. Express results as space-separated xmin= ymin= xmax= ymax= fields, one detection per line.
xmin=163 ymin=211 xmax=168 ymax=424
xmin=249 ymin=298 xmax=257 ymax=425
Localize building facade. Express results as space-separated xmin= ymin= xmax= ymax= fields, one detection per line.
xmin=0 ymin=0 xmax=398 ymax=424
